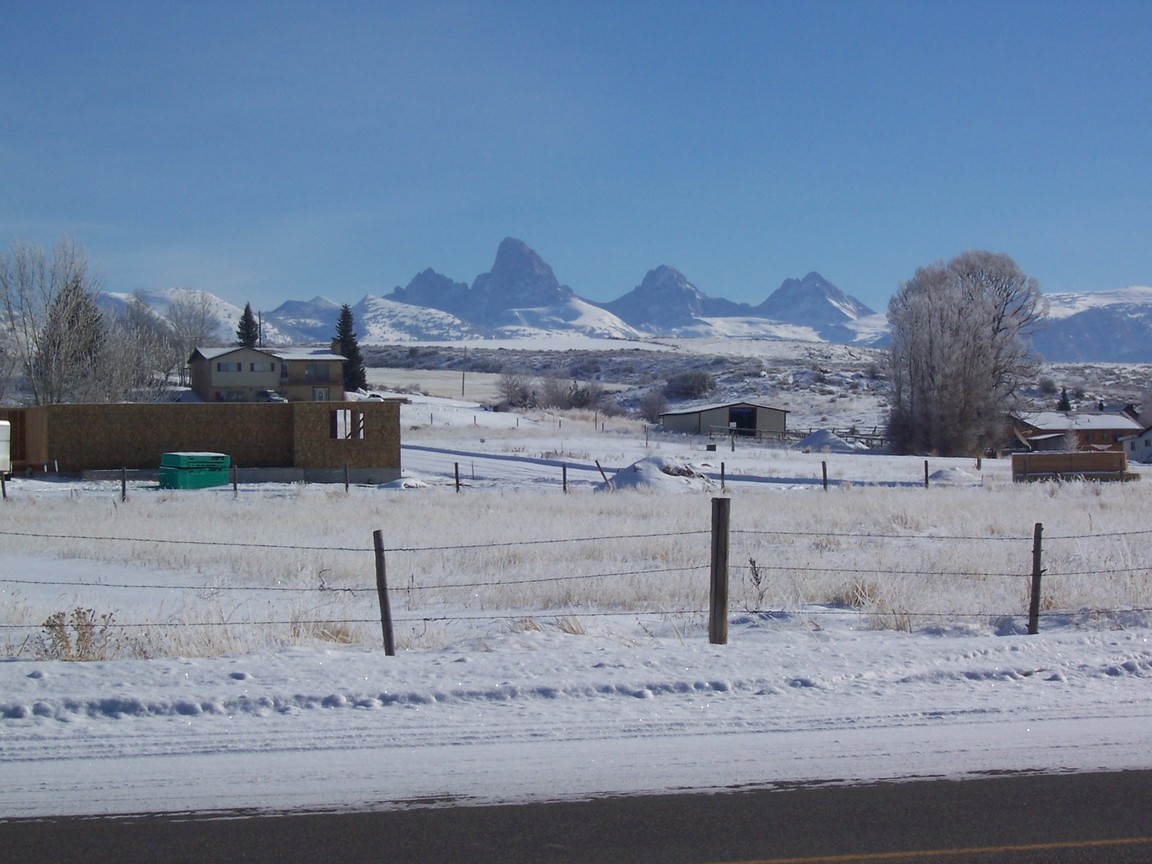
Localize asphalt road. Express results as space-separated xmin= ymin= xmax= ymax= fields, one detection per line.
xmin=4 ymin=770 xmax=1152 ymax=863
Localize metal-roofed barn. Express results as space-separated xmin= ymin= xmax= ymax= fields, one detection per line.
xmin=659 ymin=401 xmax=788 ymax=439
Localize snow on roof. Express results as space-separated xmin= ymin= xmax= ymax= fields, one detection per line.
xmin=1016 ymin=412 xmax=1143 ymax=432
xmin=191 ymin=346 xmax=345 ymax=362
xmin=272 ymin=348 xmax=346 ymax=362
xmin=660 ymin=401 xmax=789 ymax=417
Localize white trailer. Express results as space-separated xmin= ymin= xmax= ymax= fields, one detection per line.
xmin=0 ymin=420 xmax=9 ymax=474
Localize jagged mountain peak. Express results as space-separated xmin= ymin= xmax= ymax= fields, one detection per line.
xmin=489 ymin=237 xmax=557 ymax=283
xmin=469 ymin=237 xmax=573 ymax=321
xmin=601 ymin=265 xmax=707 ymax=331
xmin=756 ymin=272 xmax=875 ymax=326
xmin=389 ymin=268 xmax=470 ymax=315
xmin=640 ymin=265 xmax=700 ymax=295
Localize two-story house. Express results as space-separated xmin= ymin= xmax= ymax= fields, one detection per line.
xmin=188 ymin=346 xmax=347 ymax=403
xmin=1123 ymin=425 xmax=1152 ymax=464
xmin=1011 ymin=411 xmax=1144 ymax=452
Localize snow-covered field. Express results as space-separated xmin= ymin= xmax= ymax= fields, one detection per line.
xmin=2 ymin=391 xmax=1151 ymax=819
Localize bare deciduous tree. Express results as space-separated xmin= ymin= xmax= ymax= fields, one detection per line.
xmin=0 ymin=239 xmax=186 ymax=404
xmin=0 ymin=318 xmax=19 ymax=403
xmin=99 ymin=298 xmax=177 ymax=402
xmin=887 ymin=251 xmax=1047 ymax=456
xmin=0 ymin=237 xmax=108 ymax=404
xmin=637 ymin=389 xmax=668 ymax=423
xmin=166 ymin=289 xmax=222 ymax=384
xmin=497 ymin=368 xmax=530 ymax=408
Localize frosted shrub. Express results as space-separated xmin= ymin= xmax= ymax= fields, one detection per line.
xmin=36 ymin=608 xmax=119 ymax=661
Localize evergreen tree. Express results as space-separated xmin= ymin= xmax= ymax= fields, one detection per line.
xmin=35 ymin=274 xmax=106 ymax=403
xmin=1057 ymin=386 xmax=1072 ymax=412
xmin=334 ymin=304 xmax=367 ymax=392
xmin=236 ymin=302 xmax=259 ymax=348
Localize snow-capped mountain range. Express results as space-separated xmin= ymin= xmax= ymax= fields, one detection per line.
xmin=98 ymin=238 xmax=1151 ymax=362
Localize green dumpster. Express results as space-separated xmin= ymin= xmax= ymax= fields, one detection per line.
xmin=159 ymin=452 xmax=231 ymax=489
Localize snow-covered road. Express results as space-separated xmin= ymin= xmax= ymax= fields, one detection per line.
xmin=4 ymin=620 xmax=1152 ymax=817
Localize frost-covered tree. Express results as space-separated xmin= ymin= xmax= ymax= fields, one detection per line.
xmin=637 ymin=389 xmax=667 ymax=423
xmin=167 ymin=289 xmax=222 ymax=383
xmin=886 ymin=251 xmax=1046 ymax=456
xmin=100 ymin=297 xmax=176 ymax=402
xmin=0 ymin=238 xmax=114 ymax=404
xmin=0 ymin=316 xmax=19 ymax=403
xmin=497 ymin=367 xmax=530 ymax=408
xmin=235 ymin=302 xmax=259 ymax=348
xmin=334 ymin=304 xmax=367 ymax=392
xmin=35 ymin=271 xmax=107 ymax=403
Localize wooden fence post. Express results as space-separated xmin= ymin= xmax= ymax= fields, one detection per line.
xmin=924 ymin=460 xmax=929 ymax=488
xmin=373 ymin=529 xmax=396 ymax=656
xmin=454 ymin=462 xmax=461 ymax=493
xmin=709 ymin=497 xmax=730 ymax=645
xmin=1 ymin=473 xmax=6 ymax=499
xmin=720 ymin=462 xmax=725 ymax=492
xmin=121 ymin=467 xmax=127 ymax=503
xmin=822 ymin=461 xmax=828 ymax=491
xmin=595 ymin=460 xmax=611 ymax=489
xmin=562 ymin=463 xmax=568 ymax=493
xmin=1028 ymin=522 xmax=1044 ymax=635
xmin=344 ymin=463 xmax=350 ymax=492
xmin=231 ymin=464 xmax=238 ymax=498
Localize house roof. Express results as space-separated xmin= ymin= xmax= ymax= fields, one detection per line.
xmin=1015 ymin=412 xmax=1143 ymax=433
xmin=660 ymin=401 xmax=789 ymax=418
xmin=189 ymin=346 xmax=346 ymax=363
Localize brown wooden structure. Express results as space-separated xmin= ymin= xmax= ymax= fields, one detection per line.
xmin=1011 ymin=451 xmax=1138 ymax=482
xmin=0 ymin=401 xmax=402 ymax=483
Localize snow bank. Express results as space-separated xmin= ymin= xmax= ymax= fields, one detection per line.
xmin=793 ymin=429 xmax=867 ymax=453
xmin=928 ymin=467 xmax=980 ymax=485
xmin=597 ymin=455 xmax=716 ymax=492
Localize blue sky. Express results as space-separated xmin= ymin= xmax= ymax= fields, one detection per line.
xmin=3 ymin=1 xmax=1150 ymax=315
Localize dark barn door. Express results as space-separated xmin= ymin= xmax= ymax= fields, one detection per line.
xmin=728 ymin=405 xmax=756 ymax=436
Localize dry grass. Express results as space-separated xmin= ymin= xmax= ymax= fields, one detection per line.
xmin=1 ymin=477 xmax=1150 ymax=655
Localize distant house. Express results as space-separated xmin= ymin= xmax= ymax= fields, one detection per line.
xmin=188 ymin=346 xmax=347 ymax=403
xmin=1011 ymin=412 xmax=1143 ymax=452
xmin=1123 ymin=425 xmax=1152 ymax=464
xmin=659 ymin=401 xmax=788 ymax=439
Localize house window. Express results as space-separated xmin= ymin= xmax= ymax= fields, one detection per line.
xmin=305 ymin=363 xmax=330 ymax=383
xmin=216 ymin=362 xmax=241 ymax=373
xmin=250 ymin=362 xmax=275 ymax=372
xmin=221 ymin=390 xmax=245 ymax=402
xmin=331 ymin=409 xmax=364 ymax=440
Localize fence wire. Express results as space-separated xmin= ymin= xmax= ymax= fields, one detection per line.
xmin=3 ymin=513 xmax=1152 ymax=653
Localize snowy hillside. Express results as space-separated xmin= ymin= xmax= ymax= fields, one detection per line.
xmin=495 ymin=297 xmax=641 ymax=340
xmin=99 ymin=287 xmax=282 ymax=345
xmin=1034 ymin=286 xmax=1152 ymax=362
xmin=353 ymin=295 xmax=485 ymax=342
xmin=262 ymin=296 xmax=342 ymax=343
xmin=1043 ymin=285 xmax=1152 ymax=319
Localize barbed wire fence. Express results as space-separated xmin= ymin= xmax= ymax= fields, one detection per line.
xmin=2 ymin=497 xmax=1151 ymax=660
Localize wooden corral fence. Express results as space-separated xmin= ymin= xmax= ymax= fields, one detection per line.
xmin=1012 ymin=451 xmax=1138 ymax=483
xmin=786 ymin=426 xmax=888 ymax=448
